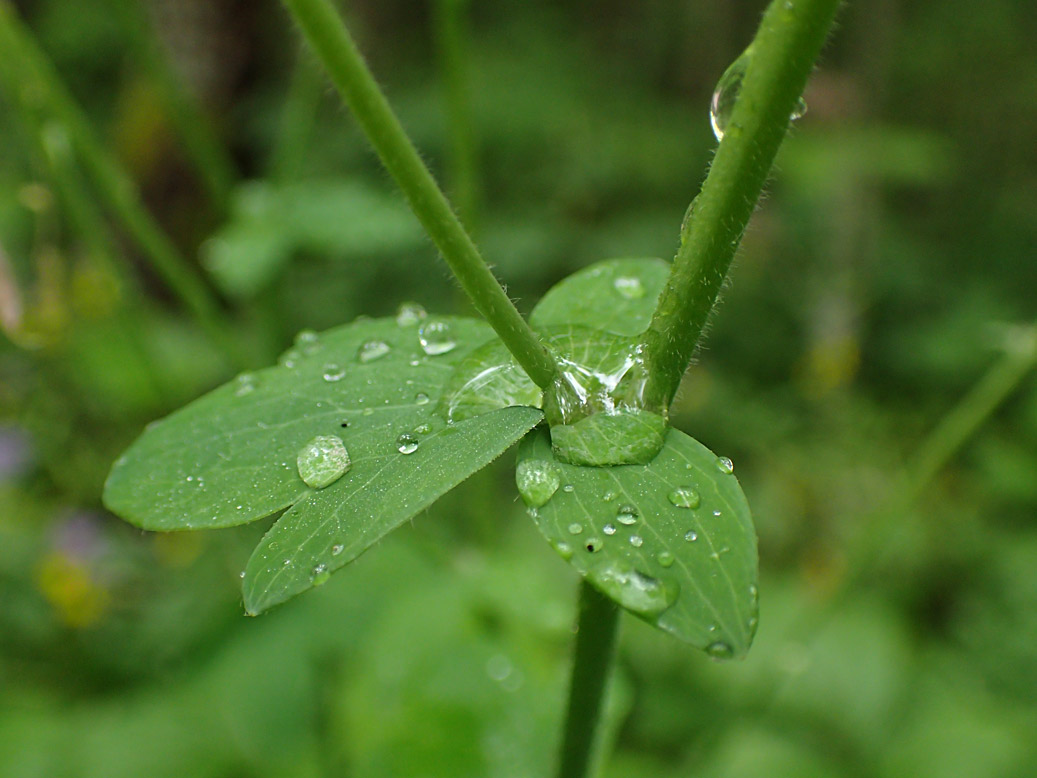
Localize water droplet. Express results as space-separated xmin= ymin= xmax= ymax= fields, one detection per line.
xmin=362 ymin=407 xmax=374 ymax=416
xmin=396 ymin=433 xmax=419 ymax=455
xmin=791 ymin=96 xmax=807 ymax=122
xmin=657 ymin=551 xmax=675 ymax=568
xmin=679 ymin=196 xmax=698 ymax=246
xmin=295 ymin=329 xmax=321 ymax=355
xmin=668 ymin=487 xmax=700 ymax=509
xmin=418 ymin=320 xmax=457 ymax=355
xmin=331 ymin=544 xmax=344 ymax=556
xmin=590 ymin=562 xmax=678 ymax=618
xmin=322 ymin=363 xmax=346 ymax=382
xmin=603 ymin=491 xmax=618 ymax=502
xmin=486 ymin=654 xmax=513 ymax=682
xmin=312 ymin=563 xmax=331 ymax=586
xmin=705 ymin=640 xmax=734 ymax=660
xmin=239 ymin=570 xmax=246 ymax=579
xmin=616 ymin=504 xmax=638 ymax=525
xmin=515 ymin=459 xmax=561 ymax=508
xmin=567 ymin=522 xmax=584 ymax=535
xmin=235 ymin=372 xmax=258 ymax=396
xmin=280 ymin=349 xmax=301 ymax=368
xmin=357 ymin=339 xmax=391 ymax=363
xmin=603 ymin=523 xmax=617 ymax=536
xmin=684 ymin=530 xmax=698 ymax=542
xmin=395 ymin=301 xmax=427 ymax=327
xmin=716 ymin=456 xmax=734 ymax=474
xmin=414 ymin=392 xmax=430 ymax=405
xmin=414 ymin=422 xmax=431 ymax=434
xmin=712 ymin=509 xmax=722 ymax=517
xmin=297 ymin=435 xmax=351 ymax=488
xmin=629 ymin=535 xmax=644 ymax=548
xmin=553 ymin=540 xmax=574 ymax=560
xmin=613 ymin=275 xmax=644 ymax=299
xmin=585 ymin=537 xmax=603 ymax=553
xmin=562 ymin=484 xmax=575 ymax=493
xmin=710 ymin=49 xmax=750 ymax=141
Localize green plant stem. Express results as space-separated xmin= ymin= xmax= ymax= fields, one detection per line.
xmin=557 ymin=580 xmax=620 ymax=778
xmin=640 ymin=0 xmax=840 ymax=408
xmin=0 ymin=4 xmax=242 ymax=366
xmin=279 ymin=0 xmax=556 ymax=389
xmin=432 ymin=0 xmax=479 ymax=232
xmin=113 ymin=0 xmax=238 ymax=209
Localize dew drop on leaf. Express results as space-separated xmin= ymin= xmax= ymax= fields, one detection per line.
xmin=331 ymin=543 xmax=344 ymax=556
xmin=629 ymin=534 xmax=644 ymax=548
xmin=357 ymin=339 xmax=391 ymax=363
xmin=613 ymin=276 xmax=645 ymax=299
xmin=553 ymin=541 xmax=574 ymax=561
xmin=715 ymin=456 xmax=734 ymax=474
xmin=418 ymin=319 xmax=457 ymax=355
xmin=322 ymin=363 xmax=346 ymax=382
xmin=515 ymin=459 xmax=561 ymax=508
xmin=234 ymin=372 xmax=258 ymax=396
xmin=603 ymin=523 xmax=617 ymax=536
xmin=312 ymin=564 xmax=331 ymax=586
xmin=616 ymin=504 xmax=639 ymax=525
xmin=668 ymin=487 xmax=700 ymax=509
xmin=395 ymin=301 xmax=427 ymax=327
xmin=657 ymin=551 xmax=675 ymax=568
xmin=396 ymin=433 xmax=419 ymax=455
xmin=414 ymin=392 xmax=430 ymax=405
xmin=684 ymin=529 xmax=698 ymax=542
xmin=567 ymin=522 xmax=584 ymax=535
xmin=295 ymin=329 xmax=321 ymax=355
xmin=297 ymin=435 xmax=351 ymax=488
xmin=590 ymin=562 xmax=678 ymax=618
xmin=705 ymin=640 xmax=734 ymax=660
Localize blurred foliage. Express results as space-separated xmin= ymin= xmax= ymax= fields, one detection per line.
xmin=1 ymin=0 xmax=1035 ymax=776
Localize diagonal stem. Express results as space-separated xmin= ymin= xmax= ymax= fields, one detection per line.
xmin=280 ymin=0 xmax=557 ymax=389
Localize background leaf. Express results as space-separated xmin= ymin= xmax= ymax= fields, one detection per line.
xmin=530 ymin=257 xmax=670 ymax=336
xmin=517 ymin=426 xmax=757 ymax=658
xmin=103 ymin=315 xmax=516 ymax=531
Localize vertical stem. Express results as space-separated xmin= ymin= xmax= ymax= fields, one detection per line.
xmin=0 ymin=4 xmax=243 ymax=366
xmin=556 ymin=580 xmax=621 ymax=778
xmin=639 ymin=0 xmax=841 ymax=409
xmin=432 ymin=0 xmax=479 ymax=232
xmin=279 ymin=0 xmax=556 ymax=389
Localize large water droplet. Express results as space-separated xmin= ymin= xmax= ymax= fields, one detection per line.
xmin=716 ymin=456 xmax=734 ymax=474
xmin=357 ymin=339 xmax=391 ymax=363
xmin=616 ymin=504 xmax=639 ymax=525
xmin=395 ymin=301 xmax=427 ymax=327
xmin=705 ymin=640 xmax=734 ymax=660
xmin=591 ymin=562 xmax=678 ymax=618
xmin=396 ymin=433 xmax=419 ymax=455
xmin=515 ymin=459 xmax=561 ymax=507
xmin=710 ymin=48 xmax=807 ymax=142
xmin=418 ymin=320 xmax=457 ymax=355
xmin=297 ymin=435 xmax=351 ymax=488
xmin=613 ymin=275 xmax=644 ymax=299
xmin=668 ymin=487 xmax=700 ymax=509
xmin=322 ymin=363 xmax=346 ymax=382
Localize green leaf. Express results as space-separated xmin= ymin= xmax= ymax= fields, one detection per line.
xmin=243 ymin=405 xmax=541 ymax=614
xmin=530 ymin=257 xmax=670 ymax=336
xmin=517 ymin=426 xmax=758 ymax=658
xmin=103 ymin=314 xmax=535 ymax=532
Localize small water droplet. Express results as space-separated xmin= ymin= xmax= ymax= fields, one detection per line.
xmin=414 ymin=392 xmax=430 ymax=405
xmin=679 ymin=196 xmax=698 ymax=246
xmin=616 ymin=504 xmax=638 ymax=525
xmin=629 ymin=534 xmax=644 ymax=548
xmin=331 ymin=544 xmax=344 ymax=556
xmin=585 ymin=537 xmax=603 ymax=553
xmin=515 ymin=459 xmax=561 ymax=507
xmin=322 ymin=363 xmax=346 ymax=382
xmin=553 ymin=541 xmax=574 ymax=560
xmin=239 ymin=570 xmax=246 ymax=578
xmin=684 ymin=529 xmax=698 ymax=542
xmin=567 ymin=523 xmax=584 ymax=535
xmin=312 ymin=563 xmax=331 ymax=586
xmin=657 ymin=551 xmax=675 ymax=568
xmin=613 ymin=275 xmax=645 ymax=299
xmin=562 ymin=484 xmax=575 ymax=493
xmin=414 ymin=422 xmax=431 ymax=434
xmin=705 ymin=640 xmax=734 ymax=660
xmin=712 ymin=509 xmax=722 ymax=517
xmin=395 ymin=301 xmax=427 ymax=327
xmin=716 ymin=456 xmax=734 ymax=474
xmin=791 ymin=96 xmax=807 ymax=122
xmin=418 ymin=319 xmax=457 ymax=355
xmin=486 ymin=654 xmax=513 ymax=682
xmin=603 ymin=523 xmax=617 ymax=536
xmin=362 ymin=407 xmax=374 ymax=416
xmin=280 ymin=349 xmax=301 ymax=368
xmin=668 ymin=487 xmax=700 ymax=509
xmin=396 ymin=432 xmax=419 ymax=455
xmin=357 ymin=339 xmax=391 ymax=363
xmin=295 ymin=329 xmax=321 ymax=355
xmin=297 ymin=435 xmax=351 ymax=488
xmin=235 ymin=372 xmax=258 ymax=396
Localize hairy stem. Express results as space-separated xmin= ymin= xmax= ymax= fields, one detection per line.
xmin=640 ymin=0 xmax=841 ymax=408
xmin=556 ymin=580 xmax=620 ymax=778
xmin=280 ymin=0 xmax=556 ymax=389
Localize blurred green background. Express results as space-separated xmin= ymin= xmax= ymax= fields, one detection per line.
xmin=1 ymin=0 xmax=1035 ymax=776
